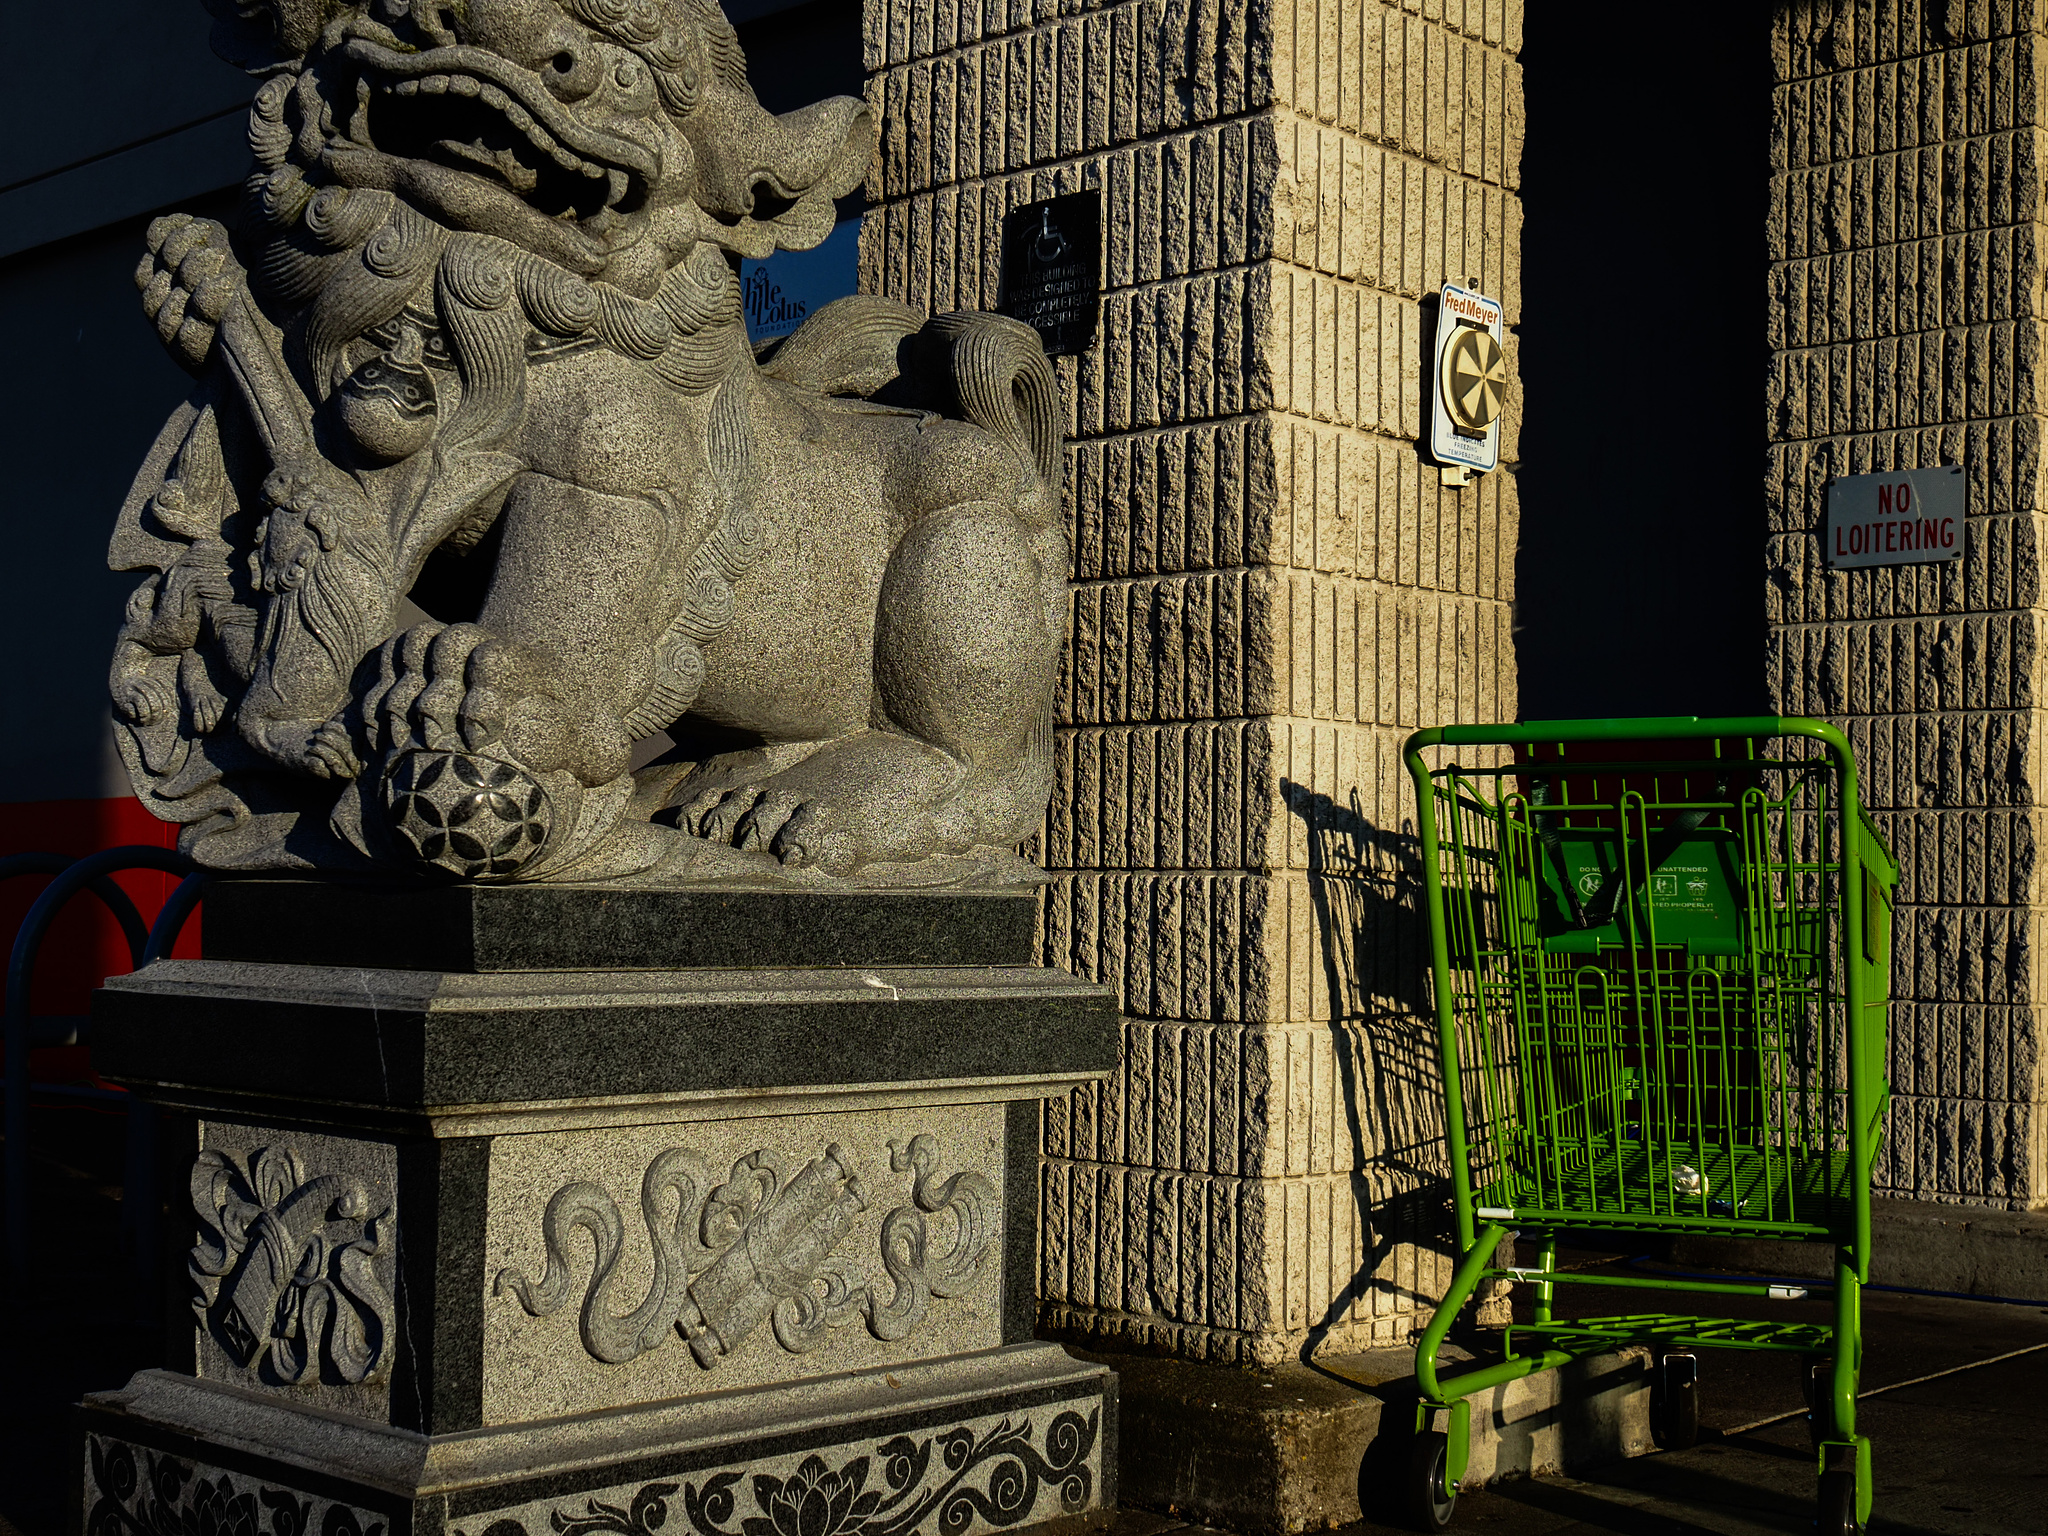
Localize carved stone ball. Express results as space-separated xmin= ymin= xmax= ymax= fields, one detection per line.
xmin=383 ymin=751 xmax=552 ymax=879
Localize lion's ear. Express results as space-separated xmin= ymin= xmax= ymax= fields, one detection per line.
xmin=203 ymin=0 xmax=336 ymax=73
xmin=684 ymin=90 xmax=876 ymax=256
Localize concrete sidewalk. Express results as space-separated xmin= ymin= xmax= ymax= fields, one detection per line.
xmin=1096 ymin=1257 xmax=2048 ymax=1536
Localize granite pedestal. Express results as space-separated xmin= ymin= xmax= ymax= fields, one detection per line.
xmin=82 ymin=881 xmax=1120 ymax=1536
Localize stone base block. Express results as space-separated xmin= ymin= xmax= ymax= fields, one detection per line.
xmin=82 ymin=1344 xmax=1114 ymax=1536
xmin=1087 ymin=1343 xmax=1650 ymax=1535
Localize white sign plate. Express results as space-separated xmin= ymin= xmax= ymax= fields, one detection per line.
xmin=1429 ymin=283 xmax=1505 ymax=474
xmin=1824 ymin=466 xmax=1965 ymax=569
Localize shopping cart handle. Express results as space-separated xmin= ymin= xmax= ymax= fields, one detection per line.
xmin=1406 ymin=716 xmax=1855 ymax=759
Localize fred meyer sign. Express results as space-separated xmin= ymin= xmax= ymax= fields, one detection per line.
xmin=1825 ymin=466 xmax=1964 ymax=569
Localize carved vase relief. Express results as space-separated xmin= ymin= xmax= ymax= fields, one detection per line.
xmin=189 ymin=1144 xmax=395 ymax=1387
xmin=497 ymin=1135 xmax=995 ymax=1368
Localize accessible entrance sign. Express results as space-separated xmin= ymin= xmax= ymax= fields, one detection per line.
xmin=1824 ymin=466 xmax=1964 ymax=569
xmin=1000 ymin=191 xmax=1101 ymax=357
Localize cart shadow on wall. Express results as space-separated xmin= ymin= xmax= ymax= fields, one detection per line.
xmin=1285 ymin=778 xmax=1669 ymax=1527
xmin=1283 ymin=778 xmax=1473 ymax=1359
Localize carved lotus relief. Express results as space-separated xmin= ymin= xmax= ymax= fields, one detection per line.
xmin=495 ymin=1135 xmax=995 ymax=1367
xmin=85 ymin=1437 xmax=386 ymax=1536
xmin=456 ymin=1408 xmax=1099 ymax=1536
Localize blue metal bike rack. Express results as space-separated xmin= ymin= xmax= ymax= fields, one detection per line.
xmin=2 ymin=847 xmax=200 ymax=1287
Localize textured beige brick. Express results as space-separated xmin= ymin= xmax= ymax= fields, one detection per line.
xmin=1767 ymin=5 xmax=2048 ymax=1208
xmin=867 ymin=0 xmax=1522 ymax=1358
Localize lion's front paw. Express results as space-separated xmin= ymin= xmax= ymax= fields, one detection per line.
xmin=364 ymin=621 xmax=500 ymax=756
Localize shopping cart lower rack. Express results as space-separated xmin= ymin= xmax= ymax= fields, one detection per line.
xmin=1401 ymin=716 xmax=1895 ymax=1535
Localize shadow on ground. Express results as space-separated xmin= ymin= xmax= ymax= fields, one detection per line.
xmin=1 ymin=1102 xmax=160 ymax=1536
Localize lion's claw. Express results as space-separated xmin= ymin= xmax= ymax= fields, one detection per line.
xmin=694 ymin=788 xmax=763 ymax=843
xmin=733 ymin=792 xmax=801 ymax=852
xmin=305 ymin=718 xmax=363 ymax=781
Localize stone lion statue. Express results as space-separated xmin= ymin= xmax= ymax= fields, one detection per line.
xmin=110 ymin=0 xmax=1067 ymax=887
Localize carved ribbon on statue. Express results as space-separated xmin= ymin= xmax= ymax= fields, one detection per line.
xmin=188 ymin=1145 xmax=395 ymax=1386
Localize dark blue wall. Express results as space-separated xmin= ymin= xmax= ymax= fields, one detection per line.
xmin=0 ymin=0 xmax=859 ymax=806
xmin=1514 ymin=15 xmax=1771 ymax=721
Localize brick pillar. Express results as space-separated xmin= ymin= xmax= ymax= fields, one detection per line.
xmin=861 ymin=0 xmax=1525 ymax=1360
xmin=1766 ymin=1 xmax=2048 ymax=1208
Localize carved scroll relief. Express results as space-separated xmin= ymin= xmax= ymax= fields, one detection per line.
xmin=495 ymin=1135 xmax=996 ymax=1371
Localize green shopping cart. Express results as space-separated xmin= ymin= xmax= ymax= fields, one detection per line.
xmin=1401 ymin=717 xmax=1896 ymax=1535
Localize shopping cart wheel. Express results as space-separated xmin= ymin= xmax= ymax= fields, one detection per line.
xmin=1817 ymin=1467 xmax=1860 ymax=1534
xmin=1404 ymin=1430 xmax=1457 ymax=1531
xmin=1652 ymin=1352 xmax=1700 ymax=1450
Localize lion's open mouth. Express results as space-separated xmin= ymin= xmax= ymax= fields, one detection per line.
xmin=341 ymin=41 xmax=655 ymax=228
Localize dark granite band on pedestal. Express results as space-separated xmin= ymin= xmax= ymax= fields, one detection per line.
xmin=196 ymin=880 xmax=1046 ymax=972
xmin=83 ymin=881 xmax=1120 ymax=1536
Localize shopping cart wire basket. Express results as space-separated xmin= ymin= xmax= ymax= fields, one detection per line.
xmin=1400 ymin=716 xmax=1895 ymax=1535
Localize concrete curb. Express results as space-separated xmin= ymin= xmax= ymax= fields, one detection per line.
xmin=1668 ymin=1197 xmax=2048 ymax=1301
xmin=1078 ymin=1344 xmax=1652 ymax=1534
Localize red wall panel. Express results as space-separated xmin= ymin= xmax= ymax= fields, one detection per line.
xmin=1 ymin=798 xmax=202 ymax=1084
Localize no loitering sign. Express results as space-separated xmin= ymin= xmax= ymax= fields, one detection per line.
xmin=1824 ymin=466 xmax=1965 ymax=569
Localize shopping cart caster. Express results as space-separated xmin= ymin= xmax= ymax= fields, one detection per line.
xmin=1651 ymin=1351 xmax=1700 ymax=1450
xmin=1404 ymin=1430 xmax=1457 ymax=1531
xmin=1817 ymin=1467 xmax=1860 ymax=1534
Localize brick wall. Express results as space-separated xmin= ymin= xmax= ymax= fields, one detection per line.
xmin=1767 ymin=0 xmax=2048 ymax=1209
xmin=861 ymin=0 xmax=1525 ymax=1360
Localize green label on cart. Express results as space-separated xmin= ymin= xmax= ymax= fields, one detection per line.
xmin=1539 ymin=831 xmax=1746 ymax=954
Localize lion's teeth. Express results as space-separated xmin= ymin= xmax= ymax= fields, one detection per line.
xmin=378 ymin=68 xmax=628 ymax=205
